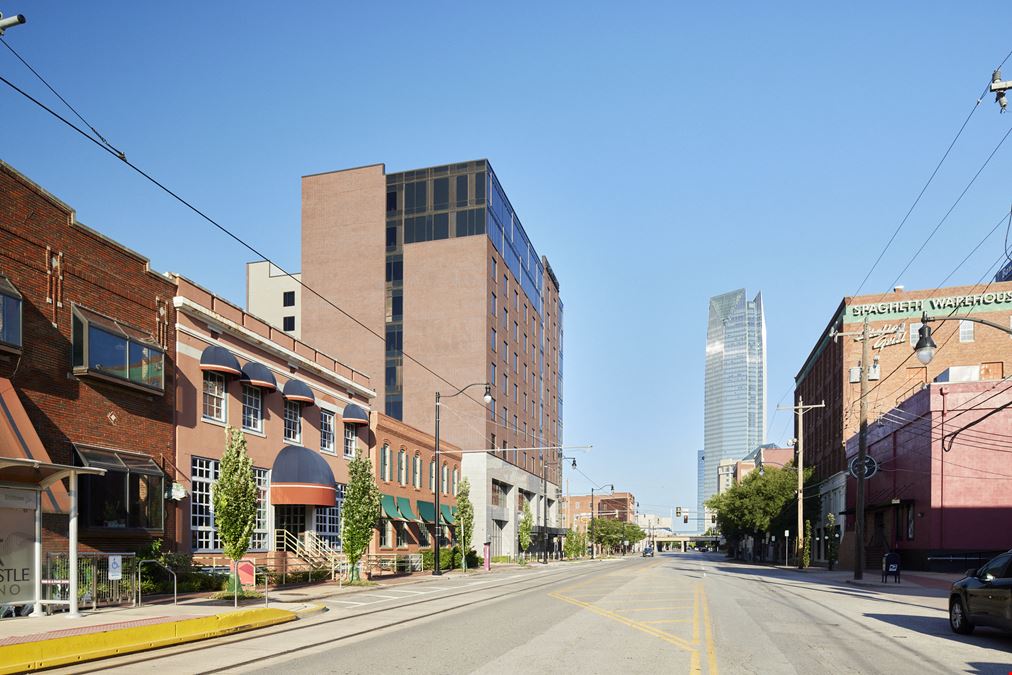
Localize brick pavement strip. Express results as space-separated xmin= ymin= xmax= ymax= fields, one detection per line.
xmin=0 ymin=608 xmax=296 ymax=675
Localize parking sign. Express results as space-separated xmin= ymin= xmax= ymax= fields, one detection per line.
xmin=108 ymin=555 xmax=122 ymax=581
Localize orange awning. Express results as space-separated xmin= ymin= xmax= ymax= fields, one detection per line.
xmin=0 ymin=377 xmax=70 ymax=513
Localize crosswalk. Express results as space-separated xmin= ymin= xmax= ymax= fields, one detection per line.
xmin=323 ymin=569 xmax=549 ymax=610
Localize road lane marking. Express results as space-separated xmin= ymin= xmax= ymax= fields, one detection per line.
xmin=612 ymin=606 xmax=693 ymax=612
xmin=548 ymin=591 xmax=696 ymax=653
xmin=700 ymin=582 xmax=719 ymax=675
xmin=328 ymin=599 xmax=367 ymax=606
xmin=642 ymin=619 xmax=692 ymax=625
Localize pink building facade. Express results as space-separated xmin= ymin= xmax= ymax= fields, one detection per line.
xmin=845 ymin=380 xmax=1012 ymax=571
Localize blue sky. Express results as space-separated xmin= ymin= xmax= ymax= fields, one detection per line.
xmin=3 ymin=3 xmax=1011 ymax=526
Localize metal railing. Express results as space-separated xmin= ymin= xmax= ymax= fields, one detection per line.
xmin=43 ymin=552 xmax=137 ymax=613
xmin=135 ymin=559 xmax=177 ymax=607
xmin=364 ymin=553 xmax=422 ymax=574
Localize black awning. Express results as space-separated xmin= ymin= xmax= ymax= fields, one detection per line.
xmin=240 ymin=361 xmax=277 ymax=390
xmin=199 ymin=345 xmax=241 ymax=376
xmin=282 ymin=378 xmax=315 ymax=405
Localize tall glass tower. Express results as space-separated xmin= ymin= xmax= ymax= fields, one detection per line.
xmin=697 ymin=289 xmax=766 ymax=530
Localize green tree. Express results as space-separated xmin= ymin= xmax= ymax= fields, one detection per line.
xmin=803 ymin=519 xmax=812 ymax=568
xmin=590 ymin=518 xmax=624 ymax=553
xmin=519 ymin=500 xmax=533 ymax=554
xmin=563 ymin=528 xmax=582 ymax=559
xmin=623 ymin=522 xmax=646 ymax=548
xmin=212 ymin=427 xmax=258 ymax=606
xmin=342 ymin=450 xmax=380 ymax=581
xmin=457 ymin=477 xmax=475 ymax=567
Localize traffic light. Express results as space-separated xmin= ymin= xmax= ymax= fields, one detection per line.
xmin=675 ymin=506 xmax=681 ymax=517
xmin=683 ymin=515 xmax=689 ymax=524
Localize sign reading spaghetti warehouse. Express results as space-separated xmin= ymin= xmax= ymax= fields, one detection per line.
xmin=847 ymin=291 xmax=1012 ymax=322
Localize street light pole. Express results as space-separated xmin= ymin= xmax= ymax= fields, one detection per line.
xmin=777 ymin=397 xmax=825 ymax=568
xmin=541 ymin=454 xmax=576 ymax=564
xmin=432 ymin=383 xmax=492 ymax=576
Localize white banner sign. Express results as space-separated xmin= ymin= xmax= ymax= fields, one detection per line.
xmin=0 ymin=503 xmax=35 ymax=604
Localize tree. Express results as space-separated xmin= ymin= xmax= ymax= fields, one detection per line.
xmin=563 ymin=528 xmax=585 ymax=559
xmin=623 ymin=522 xmax=646 ymax=548
xmin=589 ymin=518 xmax=624 ymax=553
xmin=457 ymin=477 xmax=474 ymax=559
xmin=706 ymin=464 xmax=813 ymax=552
xmin=803 ymin=519 xmax=812 ymax=568
xmin=519 ymin=500 xmax=533 ymax=554
xmin=342 ymin=449 xmax=380 ymax=581
xmin=212 ymin=427 xmax=258 ymax=607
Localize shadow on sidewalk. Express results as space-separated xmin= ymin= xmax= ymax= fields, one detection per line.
xmin=865 ymin=612 xmax=1012 ymax=654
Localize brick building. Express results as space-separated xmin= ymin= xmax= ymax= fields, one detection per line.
xmin=563 ymin=491 xmax=637 ymax=533
xmin=843 ymin=381 xmax=1012 ymax=571
xmin=0 ymin=161 xmax=176 ymax=554
xmin=795 ymin=283 xmax=1012 ymax=565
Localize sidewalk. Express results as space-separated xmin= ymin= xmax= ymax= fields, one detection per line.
xmin=721 ymin=558 xmax=960 ymax=593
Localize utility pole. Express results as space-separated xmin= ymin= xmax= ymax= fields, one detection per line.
xmin=777 ymin=397 xmax=825 ymax=567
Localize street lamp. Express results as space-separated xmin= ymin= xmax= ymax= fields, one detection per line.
xmin=433 ymin=382 xmax=492 ymax=576
xmin=0 ymin=11 xmax=26 ymax=36
xmin=542 ymin=455 xmax=577 ymax=564
xmin=590 ymin=483 xmax=615 ymax=560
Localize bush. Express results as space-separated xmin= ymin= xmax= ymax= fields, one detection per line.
xmin=490 ymin=555 xmax=512 ymax=564
xmin=421 ymin=547 xmax=457 ymax=571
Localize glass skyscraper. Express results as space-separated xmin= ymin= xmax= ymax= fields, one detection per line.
xmin=697 ymin=289 xmax=766 ymax=531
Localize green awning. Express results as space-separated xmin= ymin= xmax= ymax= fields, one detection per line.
xmin=417 ymin=500 xmax=436 ymax=524
xmin=440 ymin=503 xmax=455 ymax=525
xmin=381 ymin=494 xmax=404 ymax=521
xmin=397 ymin=496 xmax=420 ymax=522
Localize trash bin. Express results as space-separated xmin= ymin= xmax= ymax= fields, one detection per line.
xmin=881 ymin=552 xmax=901 ymax=583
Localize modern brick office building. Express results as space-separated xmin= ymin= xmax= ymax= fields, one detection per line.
xmin=290 ymin=160 xmax=564 ymax=559
xmin=794 ymin=283 xmax=1012 ymax=565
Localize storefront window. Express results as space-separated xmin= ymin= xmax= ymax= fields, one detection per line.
xmin=76 ymin=445 xmax=164 ymax=530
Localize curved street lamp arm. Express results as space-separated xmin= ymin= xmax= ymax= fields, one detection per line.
xmin=439 ymin=382 xmax=492 ymax=400
xmin=921 ymin=312 xmax=1012 ymax=336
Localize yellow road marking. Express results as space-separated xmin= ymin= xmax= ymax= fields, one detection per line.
xmin=692 ymin=584 xmax=700 ymax=645
xmin=612 ymin=606 xmax=694 ymax=612
xmin=549 ymin=591 xmax=696 ymax=653
xmin=642 ymin=619 xmax=692 ymax=625
xmin=700 ymin=582 xmax=719 ymax=675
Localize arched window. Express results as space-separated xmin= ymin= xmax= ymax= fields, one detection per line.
xmin=398 ymin=449 xmax=406 ymax=485
xmin=441 ymin=462 xmax=449 ymax=495
xmin=452 ymin=467 xmax=459 ymax=496
xmin=413 ymin=453 xmax=421 ymax=488
xmin=380 ymin=444 xmax=390 ymax=482
xmin=429 ymin=459 xmax=436 ymax=492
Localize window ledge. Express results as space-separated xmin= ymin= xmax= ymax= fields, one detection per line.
xmin=74 ymin=368 xmax=164 ymax=396
xmin=203 ymin=416 xmax=227 ymax=429
xmin=242 ymin=427 xmax=267 ymax=438
xmin=0 ymin=342 xmax=23 ymax=357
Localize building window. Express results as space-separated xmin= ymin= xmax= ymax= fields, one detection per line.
xmin=191 ymin=457 xmax=221 ymax=551
xmin=418 ymin=522 xmax=430 ymax=547
xmin=0 ymin=277 xmax=23 ymax=350
xmin=283 ymin=291 xmax=296 ymax=307
xmin=284 ymin=400 xmax=302 ymax=442
xmin=491 ymin=327 xmax=497 ymax=352
xmin=398 ymin=448 xmax=407 ymax=485
xmin=453 ymin=468 xmax=459 ymax=496
xmin=396 ymin=521 xmax=409 ymax=548
xmin=513 ymin=352 xmax=518 ymax=373
xmin=413 ymin=453 xmax=422 ymax=488
xmin=502 ymin=372 xmax=508 ymax=394
xmin=315 ymin=486 xmax=344 ymax=550
xmin=380 ymin=520 xmax=393 ymax=548
xmin=381 ymin=444 xmax=392 ymax=481
xmin=320 ymin=409 xmax=336 ymax=454
xmin=490 ymin=291 xmax=496 ymax=316
xmin=909 ymin=322 xmax=922 ymax=347
xmin=72 ymin=306 xmax=164 ymax=391
xmin=283 ymin=316 xmax=296 ymax=332
xmin=429 ymin=459 xmax=436 ymax=492
xmin=241 ymin=385 xmax=262 ymax=433
xmin=252 ymin=467 xmax=269 ymax=550
xmin=491 ymin=362 xmax=496 ymax=387
xmin=489 ymin=396 xmax=496 ymax=421
xmin=491 ymin=433 xmax=496 ymax=450
xmin=77 ymin=445 xmax=164 ymax=531
xmin=959 ymin=320 xmax=974 ymax=342
xmin=203 ymin=372 xmax=227 ymax=423
xmin=441 ymin=463 xmax=449 ymax=494
xmin=344 ymin=424 xmax=356 ymax=458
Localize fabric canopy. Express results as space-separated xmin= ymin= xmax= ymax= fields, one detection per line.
xmin=282 ymin=379 xmax=315 ymax=405
xmin=396 ymin=496 xmax=420 ymax=522
xmin=199 ymin=345 xmax=241 ymax=376
xmin=416 ymin=500 xmax=437 ymax=524
xmin=270 ymin=445 xmax=336 ymax=506
xmin=440 ymin=503 xmax=455 ymax=525
xmin=341 ymin=403 xmax=369 ymax=425
xmin=381 ymin=494 xmax=404 ymax=521
xmin=240 ymin=361 xmax=277 ymax=390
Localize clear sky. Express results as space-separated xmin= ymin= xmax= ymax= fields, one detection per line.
xmin=3 ymin=3 xmax=1011 ymax=527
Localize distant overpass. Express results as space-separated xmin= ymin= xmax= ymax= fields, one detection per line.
xmin=650 ymin=535 xmax=721 ymax=552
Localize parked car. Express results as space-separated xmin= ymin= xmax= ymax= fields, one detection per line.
xmin=642 ymin=546 xmax=654 ymax=557
xmin=949 ymin=549 xmax=1012 ymax=635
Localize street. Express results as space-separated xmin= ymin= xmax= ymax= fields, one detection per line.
xmin=43 ymin=552 xmax=1012 ymax=674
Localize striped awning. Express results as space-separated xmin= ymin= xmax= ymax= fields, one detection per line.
xmin=282 ymin=379 xmax=315 ymax=405
xmin=240 ymin=361 xmax=277 ymax=390
xmin=341 ymin=403 xmax=369 ymax=425
xmin=199 ymin=345 xmax=241 ymax=376
xmin=270 ymin=445 xmax=335 ymax=506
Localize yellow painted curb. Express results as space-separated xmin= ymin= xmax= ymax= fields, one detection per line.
xmin=0 ymin=607 xmax=296 ymax=674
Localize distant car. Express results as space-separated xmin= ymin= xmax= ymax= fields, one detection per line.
xmin=642 ymin=546 xmax=654 ymax=557
xmin=949 ymin=549 xmax=1012 ymax=635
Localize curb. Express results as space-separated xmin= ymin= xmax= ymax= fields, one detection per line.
xmin=0 ymin=607 xmax=296 ymax=674
xmin=294 ymin=602 xmax=328 ymax=619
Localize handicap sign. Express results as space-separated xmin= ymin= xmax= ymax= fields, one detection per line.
xmin=108 ymin=555 xmax=122 ymax=581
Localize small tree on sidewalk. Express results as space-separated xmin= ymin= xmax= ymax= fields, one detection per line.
xmin=457 ymin=477 xmax=475 ymax=564
xmin=212 ymin=427 xmax=258 ymax=607
xmin=519 ymin=500 xmax=533 ymax=557
xmin=342 ymin=450 xmax=380 ymax=581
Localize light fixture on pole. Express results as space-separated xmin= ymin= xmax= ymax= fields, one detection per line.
xmin=541 ymin=455 xmax=577 ymax=564
xmin=432 ymin=382 xmax=491 ymax=576
xmin=0 ymin=11 xmax=26 ymax=35
xmin=914 ymin=311 xmax=1012 ymax=365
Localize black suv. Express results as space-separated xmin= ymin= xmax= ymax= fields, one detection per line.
xmin=949 ymin=549 xmax=1012 ymax=635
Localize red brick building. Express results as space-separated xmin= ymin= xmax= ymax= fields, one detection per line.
xmin=0 ymin=161 xmax=176 ymax=553
xmin=844 ymin=381 xmax=1012 ymax=571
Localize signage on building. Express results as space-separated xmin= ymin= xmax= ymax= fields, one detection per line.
xmin=850 ymin=322 xmax=907 ymax=350
xmin=0 ymin=489 xmax=35 ymax=604
xmin=997 ymin=259 xmax=1012 ymax=283
xmin=848 ymin=455 xmax=879 ymax=480
xmin=108 ymin=555 xmax=123 ymax=581
xmin=847 ymin=291 xmax=1012 ymax=322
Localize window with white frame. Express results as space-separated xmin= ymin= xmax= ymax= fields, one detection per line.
xmin=429 ymin=459 xmax=435 ymax=492
xmin=380 ymin=444 xmax=391 ymax=481
xmin=398 ymin=449 xmax=407 ymax=485
xmin=191 ymin=457 xmax=221 ymax=551
xmin=413 ymin=453 xmax=421 ymax=488
xmin=396 ymin=521 xmax=408 ymax=547
xmin=959 ymin=320 xmax=974 ymax=342
xmin=343 ymin=424 xmax=356 ymax=458
xmin=251 ymin=467 xmax=269 ymax=551
xmin=202 ymin=372 xmax=226 ymax=423
xmin=909 ymin=321 xmax=922 ymax=347
xmin=315 ymin=485 xmax=343 ymax=550
xmin=284 ymin=400 xmax=302 ymax=442
xmin=453 ymin=467 xmax=459 ymax=495
xmin=320 ymin=409 xmax=336 ymax=454
xmin=380 ymin=520 xmax=393 ymax=548
xmin=241 ymin=385 xmax=263 ymax=433
xmin=441 ymin=463 xmax=448 ymax=494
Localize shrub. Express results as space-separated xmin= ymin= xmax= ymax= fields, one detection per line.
xmin=421 ymin=547 xmax=456 ymax=571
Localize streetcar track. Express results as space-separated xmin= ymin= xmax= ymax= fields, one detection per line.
xmin=60 ymin=561 xmax=618 ymax=674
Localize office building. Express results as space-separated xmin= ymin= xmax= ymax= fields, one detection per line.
xmin=698 ymin=289 xmax=767 ymax=528
xmin=246 ymin=261 xmax=302 ymax=338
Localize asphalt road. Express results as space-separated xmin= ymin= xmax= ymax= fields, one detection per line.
xmin=50 ymin=552 xmax=1012 ymax=674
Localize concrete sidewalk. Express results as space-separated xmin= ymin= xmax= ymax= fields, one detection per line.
xmin=0 ymin=597 xmax=317 ymax=674
xmin=719 ymin=558 xmax=961 ymax=592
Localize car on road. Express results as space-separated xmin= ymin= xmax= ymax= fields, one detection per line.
xmin=949 ymin=549 xmax=1012 ymax=635
xmin=642 ymin=546 xmax=654 ymax=557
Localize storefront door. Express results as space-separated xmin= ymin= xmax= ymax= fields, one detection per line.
xmin=276 ymin=505 xmax=306 ymax=550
